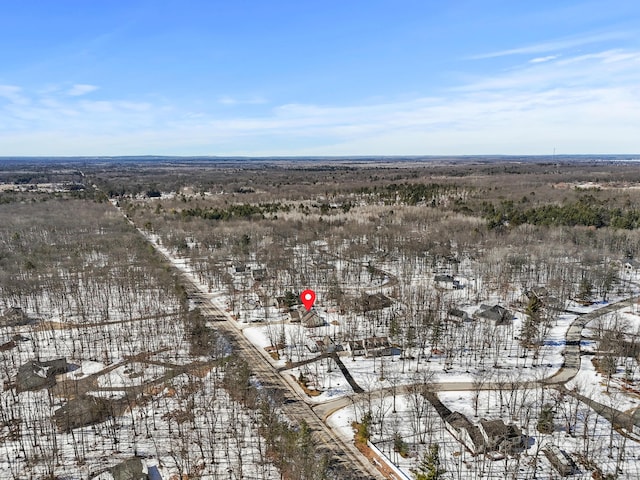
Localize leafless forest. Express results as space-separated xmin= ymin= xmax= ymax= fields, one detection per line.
xmin=3 ymin=157 xmax=640 ymax=479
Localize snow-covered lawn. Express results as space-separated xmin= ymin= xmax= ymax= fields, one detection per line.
xmin=328 ymin=386 xmax=640 ymax=480
xmin=96 ymin=362 xmax=166 ymax=388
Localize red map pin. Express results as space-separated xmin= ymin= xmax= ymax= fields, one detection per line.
xmin=300 ymin=289 xmax=316 ymax=311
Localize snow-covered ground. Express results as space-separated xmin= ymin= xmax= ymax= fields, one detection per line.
xmin=146 ymin=231 xmax=640 ymax=479
xmin=329 ymin=386 xmax=640 ymax=479
xmin=10 ymin=200 xmax=631 ymax=479
xmin=0 ymin=204 xmax=282 ymax=479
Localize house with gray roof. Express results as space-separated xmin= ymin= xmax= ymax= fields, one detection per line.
xmin=478 ymin=418 xmax=525 ymax=454
xmin=16 ymin=358 xmax=69 ymax=392
xmin=474 ymin=304 xmax=513 ymax=325
xmin=444 ymin=411 xmax=485 ymax=454
xmin=1 ymin=307 xmax=31 ymax=327
xmin=54 ymin=395 xmax=113 ymax=432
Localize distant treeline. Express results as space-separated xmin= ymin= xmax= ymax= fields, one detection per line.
xmin=483 ymin=196 xmax=640 ymax=230
xmin=179 ymin=202 xmax=291 ymax=220
xmin=358 ymin=182 xmax=466 ymax=206
xmin=177 ymin=200 xmax=358 ymax=221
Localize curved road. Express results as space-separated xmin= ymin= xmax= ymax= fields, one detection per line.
xmin=314 ymin=295 xmax=640 ymax=422
xmin=543 ymin=296 xmax=640 ymax=384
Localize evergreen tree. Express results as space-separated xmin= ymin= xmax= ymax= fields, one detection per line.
xmin=393 ymin=432 xmax=409 ymax=458
xmin=414 ymin=444 xmax=446 ymax=480
xmin=356 ymin=411 xmax=372 ymax=445
xmin=521 ymin=295 xmax=542 ymax=348
xmin=537 ymin=403 xmax=555 ymax=434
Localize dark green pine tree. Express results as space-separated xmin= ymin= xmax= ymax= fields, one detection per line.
xmin=537 ymin=403 xmax=555 ymax=434
xmin=521 ymin=294 xmax=542 ymax=348
xmin=415 ymin=444 xmax=446 ymax=480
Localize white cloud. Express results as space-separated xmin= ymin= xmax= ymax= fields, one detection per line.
xmin=218 ymin=96 xmax=236 ymax=105
xmin=218 ymin=95 xmax=267 ymax=105
xmin=67 ymin=84 xmax=99 ymax=96
xmin=471 ymin=31 xmax=629 ymax=59
xmin=0 ymin=85 xmax=29 ymax=105
xmin=1 ymin=45 xmax=639 ymax=155
xmin=454 ymin=49 xmax=640 ymax=95
xmin=530 ymin=55 xmax=558 ymax=63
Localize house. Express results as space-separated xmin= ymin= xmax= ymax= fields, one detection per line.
xmin=363 ymin=336 xmax=396 ymax=357
xmin=544 ymin=445 xmax=575 ymax=477
xmin=434 ymin=274 xmax=455 ymax=283
xmin=301 ymin=309 xmax=325 ymax=328
xmin=444 ymin=411 xmax=485 ymax=454
xmin=478 ymin=419 xmax=525 ymax=454
xmin=448 ymin=307 xmax=470 ymax=323
xmin=54 ymin=395 xmax=113 ymax=432
xmin=252 ymin=268 xmax=267 ymax=281
xmin=90 ymin=458 xmax=149 ymax=480
xmin=346 ymin=340 xmax=367 ymax=357
xmin=315 ymin=336 xmax=343 ymax=354
xmin=109 ymin=458 xmax=148 ymax=480
xmin=524 ymin=287 xmax=558 ymax=308
xmin=474 ymin=304 xmax=513 ymax=325
xmin=16 ymin=358 xmax=69 ymax=392
xmin=1 ymin=306 xmax=31 ymax=327
xmin=525 ymin=286 xmax=549 ymax=301
xmin=361 ymin=293 xmax=393 ymax=312
xmin=290 ymin=305 xmax=324 ymax=327
xmin=233 ymin=264 xmax=247 ymax=274
xmin=434 ymin=274 xmax=462 ymax=289
xmin=346 ymin=337 xmax=397 ymax=357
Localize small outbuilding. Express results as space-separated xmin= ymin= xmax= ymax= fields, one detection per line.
xmin=315 ymin=336 xmax=343 ymax=354
xmin=252 ymin=268 xmax=267 ymax=281
xmin=289 ymin=306 xmax=325 ymax=327
xmin=544 ymin=444 xmax=575 ymax=477
xmin=448 ymin=307 xmax=470 ymax=323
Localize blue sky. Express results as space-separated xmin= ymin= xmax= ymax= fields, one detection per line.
xmin=1 ymin=1 xmax=639 ymax=156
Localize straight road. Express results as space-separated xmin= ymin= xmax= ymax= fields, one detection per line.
xmin=113 ymin=198 xmax=640 ymax=474
xmin=115 ymin=203 xmax=384 ymax=479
